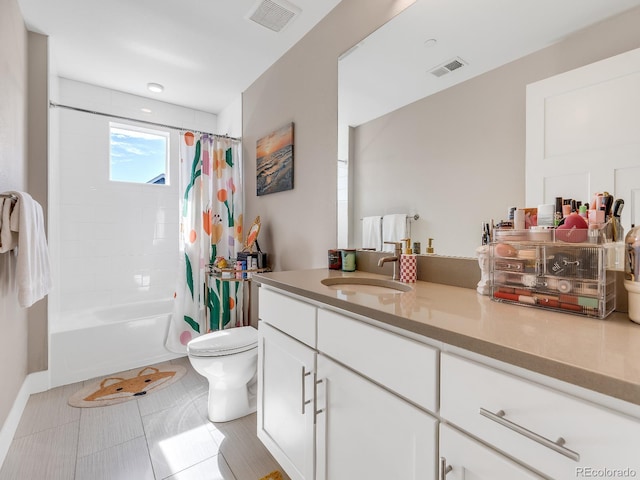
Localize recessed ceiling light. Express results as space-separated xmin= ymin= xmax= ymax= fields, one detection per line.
xmin=147 ymin=83 xmax=164 ymax=93
xmin=141 ymin=108 xmax=152 ymax=113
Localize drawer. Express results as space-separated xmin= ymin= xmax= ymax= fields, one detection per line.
xmin=441 ymin=353 xmax=640 ymax=479
xmin=440 ymin=424 xmax=543 ymax=479
xmin=317 ymin=308 xmax=438 ymax=412
xmin=258 ymin=287 xmax=316 ymax=347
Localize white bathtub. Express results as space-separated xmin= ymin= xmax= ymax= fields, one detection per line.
xmin=49 ymin=300 xmax=182 ymax=387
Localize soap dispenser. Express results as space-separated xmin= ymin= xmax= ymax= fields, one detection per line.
xmin=426 ymin=238 xmax=434 ymax=254
xmin=400 ymin=238 xmax=417 ymax=283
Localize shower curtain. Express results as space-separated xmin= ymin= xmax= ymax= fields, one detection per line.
xmin=166 ymin=132 xmax=243 ymax=353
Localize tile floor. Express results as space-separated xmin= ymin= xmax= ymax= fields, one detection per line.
xmin=0 ymin=357 xmax=290 ymax=480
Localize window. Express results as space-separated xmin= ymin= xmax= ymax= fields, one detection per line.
xmin=109 ymin=123 xmax=170 ymax=185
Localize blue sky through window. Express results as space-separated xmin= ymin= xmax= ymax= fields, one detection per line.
xmin=110 ymin=124 xmax=169 ymax=184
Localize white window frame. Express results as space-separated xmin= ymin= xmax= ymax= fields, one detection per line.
xmin=109 ymin=122 xmax=171 ymax=186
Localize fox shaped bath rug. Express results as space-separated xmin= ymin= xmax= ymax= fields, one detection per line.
xmin=68 ymin=362 xmax=186 ymax=408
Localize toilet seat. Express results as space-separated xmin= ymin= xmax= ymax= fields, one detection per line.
xmin=187 ymin=326 xmax=258 ymax=357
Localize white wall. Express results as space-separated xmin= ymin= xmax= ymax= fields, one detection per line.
xmin=217 ymin=94 xmax=242 ymax=139
xmin=50 ymin=79 xmax=218 ymax=319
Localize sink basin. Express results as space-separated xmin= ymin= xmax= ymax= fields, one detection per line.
xmin=321 ymin=277 xmax=412 ymax=294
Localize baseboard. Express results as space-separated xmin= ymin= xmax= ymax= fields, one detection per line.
xmin=0 ymin=370 xmax=50 ymax=468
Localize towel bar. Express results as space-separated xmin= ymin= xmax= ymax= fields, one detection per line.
xmin=360 ymin=213 xmax=419 ymax=221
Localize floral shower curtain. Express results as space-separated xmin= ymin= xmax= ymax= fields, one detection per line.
xmin=166 ymin=132 xmax=243 ymax=353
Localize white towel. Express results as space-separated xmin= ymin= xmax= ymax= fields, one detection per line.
xmin=0 ymin=197 xmax=18 ymax=253
xmin=382 ymin=214 xmax=407 ymax=251
xmin=362 ymin=216 xmax=382 ymax=250
xmin=7 ymin=192 xmax=52 ymax=308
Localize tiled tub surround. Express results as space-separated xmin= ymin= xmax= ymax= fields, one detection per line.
xmin=52 ymin=78 xmax=217 ymax=314
xmin=255 ymin=269 xmax=640 ymax=478
xmin=48 ymin=79 xmax=218 ymax=384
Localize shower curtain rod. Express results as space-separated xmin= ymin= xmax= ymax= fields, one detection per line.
xmin=49 ymin=102 xmax=241 ymax=142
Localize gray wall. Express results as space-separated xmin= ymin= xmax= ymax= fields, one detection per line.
xmin=27 ymin=31 xmax=49 ymax=374
xmin=0 ymin=0 xmax=29 ymax=428
xmin=0 ymin=0 xmax=49 ymax=428
xmin=243 ymin=1 xmax=640 ymax=266
xmin=242 ymin=0 xmax=409 ymax=272
xmin=352 ymin=6 xmax=640 ymax=258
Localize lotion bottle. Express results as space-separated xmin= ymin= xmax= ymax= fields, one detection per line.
xmin=400 ymin=238 xmax=417 ymax=283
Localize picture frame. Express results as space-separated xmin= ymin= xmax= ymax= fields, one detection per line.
xmin=256 ymin=122 xmax=294 ymax=196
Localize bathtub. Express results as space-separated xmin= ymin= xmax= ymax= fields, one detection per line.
xmin=49 ymin=299 xmax=182 ymax=387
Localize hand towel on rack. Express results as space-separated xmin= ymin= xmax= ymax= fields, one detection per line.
xmin=0 ymin=197 xmax=18 ymax=253
xmin=7 ymin=192 xmax=52 ymax=308
xmin=382 ymin=214 xmax=407 ymax=251
xmin=362 ymin=216 xmax=382 ymax=250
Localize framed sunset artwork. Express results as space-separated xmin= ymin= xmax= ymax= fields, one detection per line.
xmin=256 ymin=123 xmax=294 ymax=196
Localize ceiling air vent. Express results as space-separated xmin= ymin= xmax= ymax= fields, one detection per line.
xmin=247 ymin=0 xmax=301 ymax=33
xmin=429 ymin=57 xmax=468 ymax=77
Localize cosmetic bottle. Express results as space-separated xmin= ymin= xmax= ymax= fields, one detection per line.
xmin=554 ymin=197 xmax=563 ymax=226
xmin=514 ymin=208 xmax=525 ymax=230
xmin=578 ymin=205 xmax=588 ymax=220
xmin=538 ymin=204 xmax=555 ymax=227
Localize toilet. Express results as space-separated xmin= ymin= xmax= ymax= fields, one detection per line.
xmin=186 ymin=326 xmax=258 ymax=423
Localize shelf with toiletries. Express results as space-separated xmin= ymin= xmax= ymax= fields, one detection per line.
xmin=207 ymin=260 xmax=270 ymax=282
xmin=208 ymin=266 xmax=272 ymax=281
xmin=490 ymin=231 xmax=616 ymax=319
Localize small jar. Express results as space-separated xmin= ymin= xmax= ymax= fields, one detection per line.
xmin=340 ymin=249 xmax=356 ymax=272
xmin=328 ymin=249 xmax=342 ymax=270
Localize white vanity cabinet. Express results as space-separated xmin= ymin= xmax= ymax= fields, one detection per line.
xmin=258 ymin=286 xmax=440 ymax=480
xmin=315 ymin=355 xmax=437 ymax=480
xmin=257 ymin=282 xmax=640 ymax=480
xmin=440 ymin=352 xmax=640 ymax=479
xmin=315 ymin=309 xmax=439 ymax=480
xmin=257 ymin=289 xmax=317 ymax=480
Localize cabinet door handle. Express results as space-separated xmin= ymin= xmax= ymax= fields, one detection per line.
xmin=439 ymin=457 xmax=452 ymax=480
xmin=314 ymin=377 xmax=325 ymax=422
xmin=301 ymin=367 xmax=312 ymax=414
xmin=479 ymin=408 xmax=580 ymax=461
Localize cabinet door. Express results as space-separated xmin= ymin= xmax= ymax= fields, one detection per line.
xmin=526 ymin=46 xmax=640 ymax=229
xmin=257 ymin=322 xmax=315 ymax=480
xmin=316 ymin=355 xmax=437 ymax=480
xmin=440 ymin=424 xmax=544 ymax=480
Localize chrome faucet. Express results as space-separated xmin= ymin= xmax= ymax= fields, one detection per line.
xmin=378 ymin=241 xmax=402 ymax=281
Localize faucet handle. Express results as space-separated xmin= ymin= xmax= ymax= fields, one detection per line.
xmin=383 ymin=241 xmax=402 ymax=246
xmin=383 ymin=241 xmax=403 ymax=254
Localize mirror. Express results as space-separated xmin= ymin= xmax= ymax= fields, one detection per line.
xmin=338 ymin=0 xmax=640 ymax=258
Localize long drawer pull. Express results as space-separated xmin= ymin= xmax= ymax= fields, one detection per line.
xmin=301 ymin=367 xmax=312 ymax=414
xmin=479 ymin=408 xmax=580 ymax=461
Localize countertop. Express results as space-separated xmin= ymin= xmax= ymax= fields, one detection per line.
xmin=253 ymin=268 xmax=640 ymax=407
